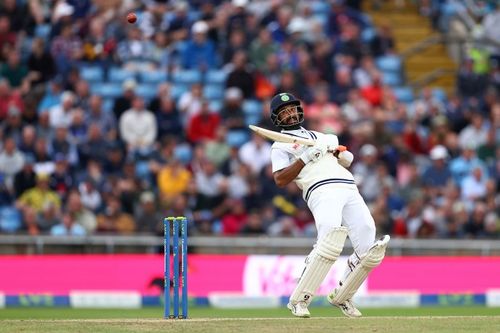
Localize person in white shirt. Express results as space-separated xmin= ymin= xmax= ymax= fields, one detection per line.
xmin=49 ymin=91 xmax=75 ymax=129
xmin=119 ymin=96 xmax=157 ymax=155
xmin=269 ymin=92 xmax=389 ymax=318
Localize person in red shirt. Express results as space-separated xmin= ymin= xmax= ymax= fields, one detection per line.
xmin=187 ymin=100 xmax=220 ymax=143
xmin=0 ymin=15 xmax=17 ymax=61
xmin=221 ymin=199 xmax=248 ymax=235
xmin=0 ymin=79 xmax=24 ymax=120
xmin=360 ymin=73 xmax=383 ymax=107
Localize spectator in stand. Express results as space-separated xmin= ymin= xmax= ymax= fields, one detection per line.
xmin=238 ymin=132 xmax=272 ymax=175
xmin=18 ymin=126 xmax=37 ymax=156
xmin=85 ymin=95 xmax=117 ymax=141
xmin=116 ymin=26 xmax=155 ymax=71
xmin=370 ymin=24 xmax=395 ymax=57
xmin=249 ymin=28 xmax=278 ymax=72
xmin=0 ymin=79 xmax=23 ymax=121
xmin=96 ymin=195 xmax=135 ymax=234
xmin=27 ymin=38 xmax=57 ymax=86
xmin=155 ymin=96 xmax=182 ymax=140
xmin=220 ymin=87 xmax=246 ymax=130
xmin=157 ymin=158 xmax=191 ymax=204
xmin=134 ymin=191 xmax=163 ymax=234
xmin=457 ymin=58 xmax=490 ymax=99
xmin=205 ymin=126 xmax=231 ymax=168
xmin=50 ymin=22 xmax=83 ymax=74
xmin=0 ymin=49 xmax=28 ymax=88
xmin=187 ymin=100 xmax=220 ymax=144
xmin=50 ymin=213 xmax=86 ymax=236
xmin=16 ymin=173 xmax=61 ymax=213
xmin=181 ymin=20 xmax=217 ymax=70
xmin=113 ymin=79 xmax=137 ymax=121
xmin=225 ymin=50 xmax=255 ymax=99
xmin=449 ymin=144 xmax=487 ymax=187
xmin=0 ymin=15 xmax=16 ymax=61
xmin=13 ymin=154 xmax=36 ymax=198
xmin=458 ymin=112 xmax=489 ymax=150
xmin=0 ymin=137 xmax=24 ymax=191
xmin=119 ymin=96 xmax=157 ymax=156
xmin=422 ymin=145 xmax=452 ymax=189
xmin=306 ymin=84 xmax=342 ymax=134
xmin=48 ymin=91 xmax=76 ymax=129
xmin=178 ymin=82 xmax=204 ymax=127
xmin=2 ymin=105 xmax=24 ymax=144
xmin=221 ymin=198 xmax=248 ymax=235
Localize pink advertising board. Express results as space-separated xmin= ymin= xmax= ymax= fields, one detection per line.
xmin=0 ymin=255 xmax=499 ymax=295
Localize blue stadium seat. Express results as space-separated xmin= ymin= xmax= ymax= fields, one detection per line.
xmin=432 ymin=88 xmax=447 ymax=102
xmin=102 ymin=98 xmax=114 ymax=113
xmin=174 ymin=144 xmax=193 ymax=164
xmin=393 ymin=86 xmax=414 ymax=103
xmin=80 ymin=66 xmax=104 ymax=83
xmin=376 ymin=55 xmax=402 ymax=73
xmin=139 ymin=71 xmax=168 ymax=84
xmin=91 ymin=83 xmax=123 ymax=99
xmin=108 ymin=67 xmax=136 ymax=82
xmin=245 ymin=114 xmax=262 ymax=126
xmin=242 ymin=99 xmax=262 ymax=115
xmin=34 ymin=24 xmax=51 ymax=39
xmin=203 ymin=85 xmax=225 ymax=100
xmin=171 ymin=84 xmax=190 ymax=101
xmin=0 ymin=206 xmax=21 ymax=233
xmin=381 ymin=72 xmax=402 ymax=87
xmin=136 ymin=83 xmax=159 ymax=100
xmin=361 ymin=28 xmax=376 ymax=43
xmin=226 ymin=130 xmax=250 ymax=147
xmin=206 ymin=70 xmax=227 ymax=84
xmin=172 ymin=70 xmax=202 ymax=85
xmin=209 ymin=100 xmax=223 ymax=113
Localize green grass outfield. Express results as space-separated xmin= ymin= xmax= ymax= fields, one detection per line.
xmin=1 ymin=307 xmax=499 ymax=333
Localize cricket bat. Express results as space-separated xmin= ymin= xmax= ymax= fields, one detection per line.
xmin=248 ymin=125 xmax=315 ymax=146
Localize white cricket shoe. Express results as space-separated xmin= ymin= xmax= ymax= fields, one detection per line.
xmin=287 ymin=301 xmax=311 ymax=318
xmin=327 ymin=290 xmax=362 ymax=318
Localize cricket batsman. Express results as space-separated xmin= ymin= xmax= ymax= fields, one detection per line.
xmin=269 ymin=92 xmax=390 ymax=318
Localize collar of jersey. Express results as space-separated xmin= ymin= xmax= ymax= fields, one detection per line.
xmin=281 ymin=127 xmax=310 ymax=139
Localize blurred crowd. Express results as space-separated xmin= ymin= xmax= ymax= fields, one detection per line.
xmin=0 ymin=0 xmax=498 ymax=239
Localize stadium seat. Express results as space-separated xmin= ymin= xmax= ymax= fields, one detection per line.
xmin=208 ymin=100 xmax=223 ymax=113
xmin=361 ymin=28 xmax=376 ymax=43
xmin=139 ymin=71 xmax=168 ymax=84
xmin=205 ymin=70 xmax=228 ymax=84
xmin=108 ymin=67 xmax=136 ymax=83
xmin=0 ymin=206 xmax=22 ymax=233
xmin=80 ymin=66 xmax=104 ymax=83
xmin=242 ymin=99 xmax=263 ymax=115
xmin=245 ymin=114 xmax=262 ymax=126
xmin=102 ymin=98 xmax=114 ymax=113
xmin=91 ymin=83 xmax=123 ymax=99
xmin=381 ymin=72 xmax=402 ymax=87
xmin=393 ymin=86 xmax=414 ymax=103
xmin=432 ymin=88 xmax=447 ymax=102
xmin=174 ymin=144 xmax=193 ymax=164
xmin=203 ymin=85 xmax=225 ymax=100
xmin=34 ymin=24 xmax=51 ymax=39
xmin=171 ymin=84 xmax=190 ymax=100
xmin=172 ymin=70 xmax=202 ymax=85
xmin=136 ymin=83 xmax=159 ymax=100
xmin=226 ymin=130 xmax=250 ymax=147
xmin=376 ymin=56 xmax=402 ymax=73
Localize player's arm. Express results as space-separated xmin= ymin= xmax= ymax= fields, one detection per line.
xmin=273 ymin=159 xmax=306 ymax=187
xmin=334 ymin=145 xmax=354 ymax=168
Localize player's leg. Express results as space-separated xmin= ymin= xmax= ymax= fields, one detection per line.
xmin=288 ymin=188 xmax=348 ymax=317
xmin=328 ymin=191 xmax=390 ymax=317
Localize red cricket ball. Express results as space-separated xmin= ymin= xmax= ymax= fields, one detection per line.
xmin=127 ymin=12 xmax=137 ymax=24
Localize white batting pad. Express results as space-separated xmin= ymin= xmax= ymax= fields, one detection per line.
xmin=332 ymin=235 xmax=390 ymax=304
xmin=289 ymin=227 xmax=348 ymax=305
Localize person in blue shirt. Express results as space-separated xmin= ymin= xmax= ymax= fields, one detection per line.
xmin=180 ymin=21 xmax=217 ymax=70
xmin=422 ymin=145 xmax=452 ymax=188
xmin=50 ymin=213 xmax=86 ymax=236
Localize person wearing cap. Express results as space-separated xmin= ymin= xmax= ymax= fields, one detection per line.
xmin=48 ymin=91 xmax=75 ymax=129
xmin=422 ymin=145 xmax=452 ymax=189
xmin=134 ymin=191 xmax=163 ymax=234
xmin=221 ymin=87 xmax=245 ymax=130
xmin=181 ymin=20 xmax=217 ymax=70
xmin=112 ymin=79 xmax=137 ymax=121
xmin=16 ymin=173 xmax=61 ymax=213
xmin=352 ymin=143 xmax=380 ymax=202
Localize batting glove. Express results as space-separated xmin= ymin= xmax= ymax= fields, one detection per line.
xmin=338 ymin=150 xmax=354 ymax=168
xmin=300 ymin=143 xmax=327 ymax=164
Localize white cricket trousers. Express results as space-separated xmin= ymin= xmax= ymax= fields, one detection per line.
xmin=307 ymin=185 xmax=376 ymax=258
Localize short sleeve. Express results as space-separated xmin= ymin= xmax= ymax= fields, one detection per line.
xmin=271 ymin=148 xmax=292 ymax=173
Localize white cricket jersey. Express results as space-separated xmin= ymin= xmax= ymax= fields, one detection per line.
xmin=271 ymin=127 xmax=357 ymax=202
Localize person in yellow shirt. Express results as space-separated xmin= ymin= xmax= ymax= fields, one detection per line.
xmin=16 ymin=173 xmax=61 ymax=213
xmin=157 ymin=159 xmax=191 ymax=203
